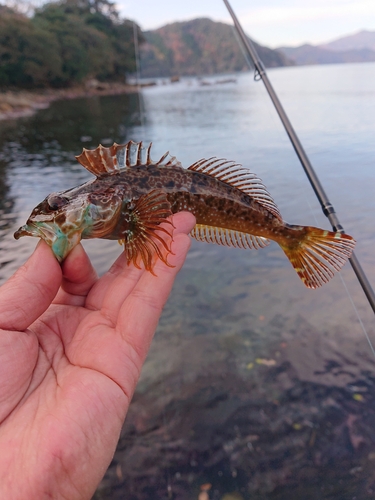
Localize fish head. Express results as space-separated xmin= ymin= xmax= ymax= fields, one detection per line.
xmin=14 ymin=188 xmax=97 ymax=262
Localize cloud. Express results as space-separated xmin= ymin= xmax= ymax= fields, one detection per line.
xmin=115 ymin=0 xmax=375 ymax=46
xmin=241 ymin=1 xmax=375 ymax=26
xmin=235 ymin=0 xmax=375 ymax=46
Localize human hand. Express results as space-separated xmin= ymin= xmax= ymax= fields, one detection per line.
xmin=0 ymin=211 xmax=195 ymax=500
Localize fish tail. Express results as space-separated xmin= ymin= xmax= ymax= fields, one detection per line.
xmin=279 ymin=224 xmax=355 ymax=289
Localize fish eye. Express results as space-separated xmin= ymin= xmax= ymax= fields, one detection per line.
xmin=47 ymin=195 xmax=68 ymax=211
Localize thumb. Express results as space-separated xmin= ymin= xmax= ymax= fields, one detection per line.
xmin=0 ymin=241 xmax=62 ymax=331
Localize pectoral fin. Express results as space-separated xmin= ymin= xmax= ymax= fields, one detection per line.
xmin=121 ymin=190 xmax=174 ymax=274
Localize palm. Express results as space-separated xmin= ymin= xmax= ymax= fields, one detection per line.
xmin=0 ymin=212 xmax=195 ymax=500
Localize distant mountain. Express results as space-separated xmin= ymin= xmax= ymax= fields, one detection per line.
xmin=279 ymin=44 xmax=375 ymax=65
xmin=278 ymin=30 xmax=375 ymax=66
xmin=139 ymin=18 xmax=293 ymax=78
xmin=320 ymin=30 xmax=375 ymax=51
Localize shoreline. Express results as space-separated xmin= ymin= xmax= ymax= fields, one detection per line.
xmin=0 ymin=81 xmax=138 ymax=121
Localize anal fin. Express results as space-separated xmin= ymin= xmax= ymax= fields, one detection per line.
xmin=121 ymin=190 xmax=175 ymax=273
xmin=191 ymin=224 xmax=269 ymax=250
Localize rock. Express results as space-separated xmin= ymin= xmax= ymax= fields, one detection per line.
xmin=93 ymin=314 xmax=375 ymax=499
xmin=221 ymin=493 xmax=244 ymax=500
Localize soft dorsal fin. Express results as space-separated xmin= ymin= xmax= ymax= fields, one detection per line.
xmin=188 ymin=157 xmax=282 ymax=220
xmin=75 ymin=141 xmax=182 ymax=176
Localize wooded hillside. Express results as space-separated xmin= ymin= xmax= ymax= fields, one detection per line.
xmin=0 ymin=0 xmax=142 ymax=88
xmin=140 ymin=18 xmax=293 ymax=78
xmin=0 ymin=3 xmax=293 ymax=89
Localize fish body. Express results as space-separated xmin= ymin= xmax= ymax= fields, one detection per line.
xmin=14 ymin=141 xmax=355 ymax=288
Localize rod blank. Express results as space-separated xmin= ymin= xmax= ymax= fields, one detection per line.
xmin=223 ymin=0 xmax=375 ymax=314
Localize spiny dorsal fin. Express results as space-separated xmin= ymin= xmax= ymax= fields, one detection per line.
xmin=191 ymin=224 xmax=270 ymax=250
xmin=76 ymin=143 xmax=124 ymax=176
xmin=76 ymin=141 xmax=182 ymax=177
xmin=188 ymin=157 xmax=282 ymax=220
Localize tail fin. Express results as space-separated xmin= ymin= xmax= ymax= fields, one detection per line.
xmin=280 ymin=225 xmax=355 ymax=289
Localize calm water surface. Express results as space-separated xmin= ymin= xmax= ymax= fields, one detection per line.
xmin=1 ymin=63 xmax=375 ymax=499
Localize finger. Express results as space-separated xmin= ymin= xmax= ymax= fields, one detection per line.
xmin=54 ymin=243 xmax=98 ymax=306
xmin=115 ymin=224 xmax=193 ymax=363
xmin=85 ymin=252 xmax=144 ymax=312
xmin=0 ymin=329 xmax=38 ymax=421
xmin=0 ymin=240 xmax=61 ymax=331
xmin=65 ymin=215 xmax=194 ymax=404
xmin=171 ymin=211 xmax=196 ymax=235
xmin=86 ymin=211 xmax=196 ymax=314
xmin=95 ymin=211 xmax=195 ymax=320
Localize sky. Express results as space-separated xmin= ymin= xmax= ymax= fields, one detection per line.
xmin=116 ymin=0 xmax=375 ymax=48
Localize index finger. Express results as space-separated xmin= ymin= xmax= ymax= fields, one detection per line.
xmin=0 ymin=241 xmax=61 ymax=331
xmin=115 ymin=217 xmax=195 ymax=364
xmin=86 ymin=211 xmax=196 ymax=316
xmin=53 ymin=243 xmax=98 ymax=306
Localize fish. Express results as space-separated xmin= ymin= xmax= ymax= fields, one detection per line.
xmin=14 ymin=141 xmax=355 ymax=289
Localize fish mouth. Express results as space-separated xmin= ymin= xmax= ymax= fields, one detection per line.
xmin=14 ymin=220 xmax=82 ymax=262
xmin=14 ymin=223 xmax=37 ymax=240
xmin=14 ymin=221 xmax=57 ymax=245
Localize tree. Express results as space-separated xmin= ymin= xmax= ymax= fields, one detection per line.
xmin=0 ymin=0 xmax=42 ymax=16
xmin=63 ymin=0 xmax=118 ymax=18
xmin=33 ymin=2 xmax=113 ymax=85
xmin=0 ymin=6 xmax=62 ymax=87
xmin=0 ymin=0 xmax=143 ymax=88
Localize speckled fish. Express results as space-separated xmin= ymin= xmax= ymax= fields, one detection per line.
xmin=14 ymin=141 xmax=355 ymax=288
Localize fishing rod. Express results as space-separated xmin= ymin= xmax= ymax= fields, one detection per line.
xmin=223 ymin=0 xmax=375 ymax=315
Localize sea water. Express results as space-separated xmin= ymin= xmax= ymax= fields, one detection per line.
xmin=0 ymin=63 xmax=375 ymax=499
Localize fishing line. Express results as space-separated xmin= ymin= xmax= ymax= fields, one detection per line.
xmin=306 ymin=198 xmax=375 ymax=358
xmin=262 ymin=87 xmax=375 ymax=357
xmin=132 ymin=21 xmax=146 ymax=131
xmin=339 ymin=274 xmax=375 ymax=358
xmin=251 ymin=91 xmax=375 ymax=358
xmin=132 ymin=27 xmax=178 ymax=499
xmin=231 ymin=26 xmax=254 ymax=71
xmin=222 ymin=0 xmax=375 ymax=317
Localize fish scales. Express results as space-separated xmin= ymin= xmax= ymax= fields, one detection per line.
xmin=14 ymin=141 xmax=356 ymax=289
xmin=96 ymin=165 xmax=279 ymax=237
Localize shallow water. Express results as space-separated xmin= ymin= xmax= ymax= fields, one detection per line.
xmin=1 ymin=63 xmax=375 ymax=499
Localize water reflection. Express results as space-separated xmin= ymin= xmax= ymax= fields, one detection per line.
xmin=0 ymin=152 xmax=16 ymax=274
xmin=0 ymin=92 xmax=141 ymax=280
xmin=0 ymin=92 xmax=141 ymax=153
